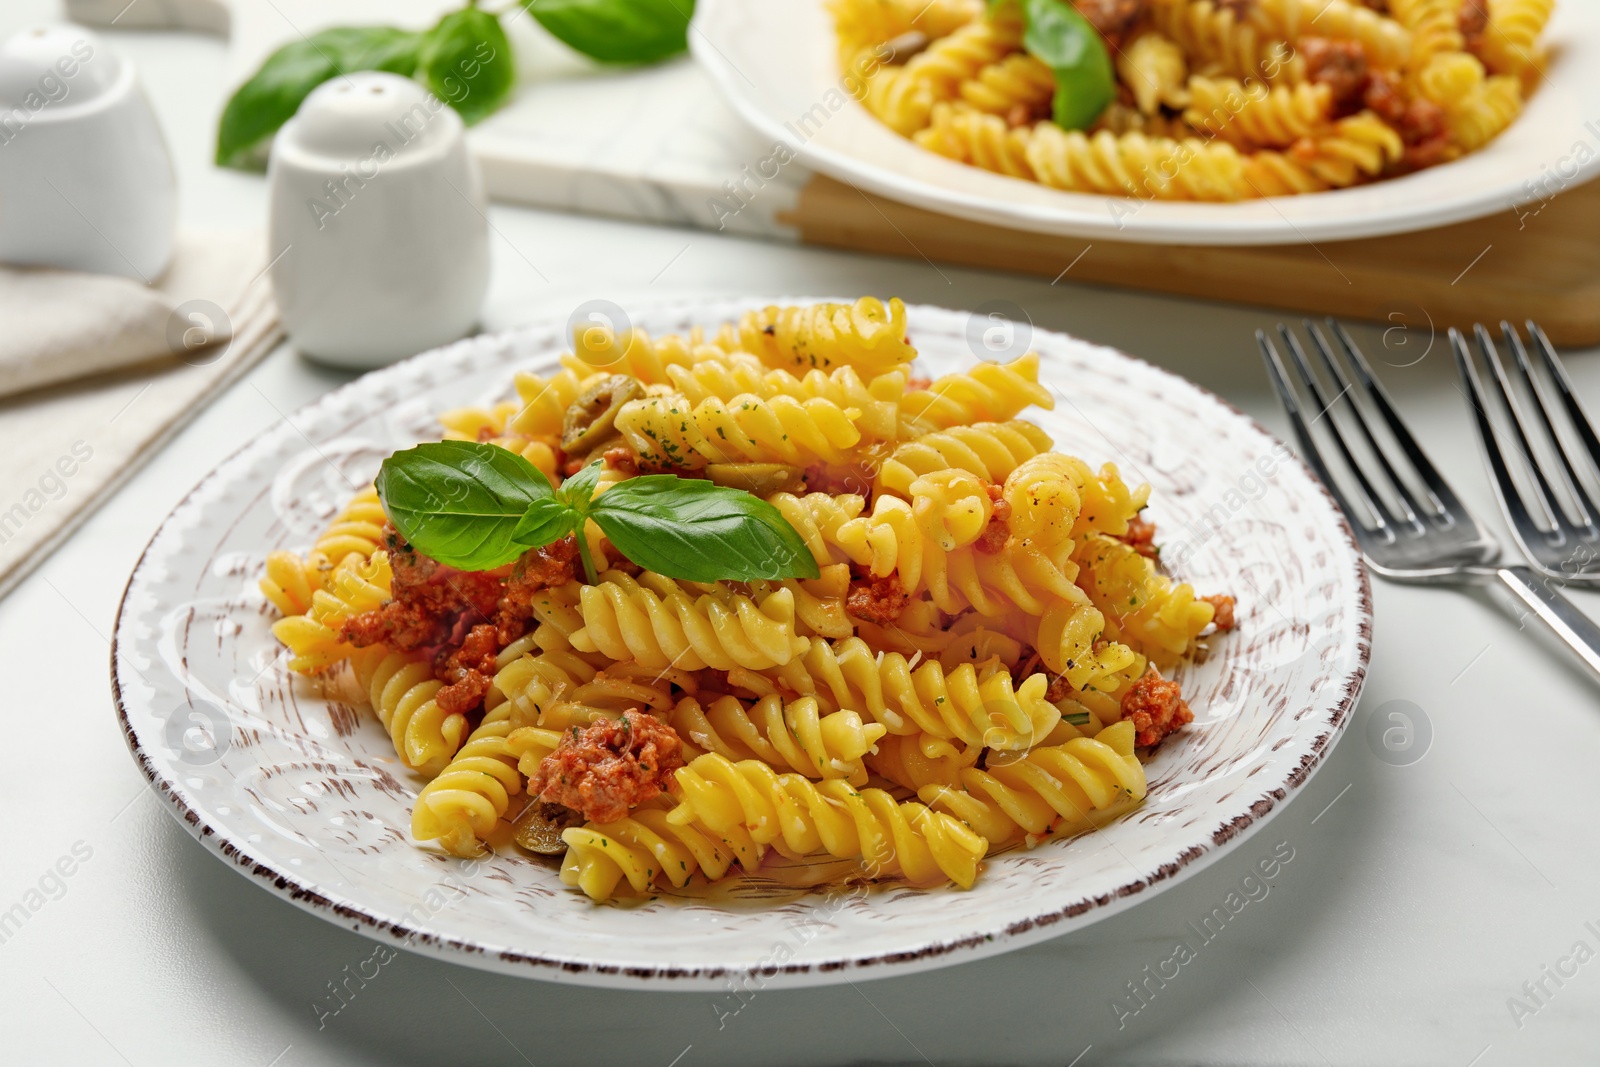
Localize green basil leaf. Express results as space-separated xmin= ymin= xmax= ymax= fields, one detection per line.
xmin=375 ymin=441 xmax=555 ymax=571
xmin=557 ymin=459 xmax=607 ymax=510
xmin=216 ymin=26 xmax=421 ymax=168
xmin=1019 ymin=0 xmax=1112 ymax=131
xmin=419 ymin=7 xmax=517 ymax=126
xmin=511 ymin=496 xmax=578 ymax=546
xmin=590 ymin=476 xmax=820 ymax=582
xmin=525 ymin=0 xmax=695 ymax=65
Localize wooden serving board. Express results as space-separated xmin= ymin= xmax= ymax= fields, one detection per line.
xmin=785 ymin=174 xmax=1600 ymax=346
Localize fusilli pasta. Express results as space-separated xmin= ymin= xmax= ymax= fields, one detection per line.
xmin=836 ymin=0 xmax=1547 ymax=198
xmin=666 ymin=754 xmax=989 ymax=888
xmin=264 ymin=295 xmax=1227 ymax=906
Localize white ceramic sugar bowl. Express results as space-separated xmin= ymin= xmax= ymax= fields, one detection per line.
xmin=0 ymin=24 xmax=175 ymax=280
xmin=268 ymin=72 xmax=490 ymax=368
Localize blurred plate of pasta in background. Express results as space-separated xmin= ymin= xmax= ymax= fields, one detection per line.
xmin=692 ymin=0 xmax=1598 ymax=245
xmin=112 ymin=298 xmax=1370 ymax=988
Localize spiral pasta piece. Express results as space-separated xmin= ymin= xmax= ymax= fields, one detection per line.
xmin=1185 ymin=77 xmax=1334 ymax=148
xmin=877 ymin=420 xmax=1053 ymax=497
xmin=411 ymin=713 xmax=560 ymax=857
xmin=1443 ymin=72 xmax=1523 ymax=151
xmin=724 ymin=298 xmax=916 ymax=377
xmin=957 ymin=51 xmax=1056 ymax=116
xmin=439 ymin=400 xmax=519 ymax=442
xmin=866 ymin=733 xmax=981 ymax=790
xmin=557 ymin=797 xmax=746 ymax=901
xmin=260 ymin=548 xmax=330 ymax=618
xmin=571 ymin=570 xmax=810 ymax=671
xmin=918 ymin=721 xmax=1147 ymax=845
xmin=1388 ymin=0 xmax=1465 ymax=71
xmin=915 ymin=102 xmax=1039 ymax=178
xmin=767 ymin=491 xmax=868 ymax=569
xmin=1481 ymin=0 xmax=1554 ymax=77
xmin=862 ymin=10 xmax=1022 ymax=135
xmin=1415 ymin=49 xmax=1522 ymax=157
xmin=802 ymin=484 xmax=1084 ymax=615
xmin=669 ymin=694 xmax=887 ymax=785
xmin=665 ymin=354 xmax=903 ymax=440
xmin=563 ymin=325 xmax=709 ymax=384
xmin=615 ymin=391 xmax=871 ymax=469
xmin=1417 ymin=51 xmax=1486 ymax=105
xmin=831 ymin=0 xmax=982 ymax=57
xmin=1034 ymin=585 xmax=1141 ymax=691
xmin=666 ymin=755 xmax=989 ymax=887
xmin=763 ymin=636 xmax=1061 ymax=754
xmin=746 ymin=564 xmax=855 ymax=640
xmin=1073 ymin=534 xmax=1216 ymax=664
xmin=309 ymin=485 xmax=387 ymax=567
xmin=1002 ymin=452 xmax=1086 ymax=555
xmin=271 ymin=552 xmax=393 ymax=673
xmin=1147 ymin=0 xmax=1304 ymax=84
xmin=489 ymin=645 xmax=630 ymax=721
xmin=1254 ymin=0 xmax=1414 ymax=68
xmin=1242 ymin=111 xmax=1404 ymax=194
xmin=898 ymin=353 xmax=1054 ymax=431
xmin=355 ymin=648 xmax=466 ymax=776
xmin=1025 ymin=123 xmax=1253 ymax=200
xmin=1118 ymin=32 xmax=1190 ymax=116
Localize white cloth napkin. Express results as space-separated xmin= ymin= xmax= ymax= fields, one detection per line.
xmin=0 ymin=230 xmax=282 ymax=598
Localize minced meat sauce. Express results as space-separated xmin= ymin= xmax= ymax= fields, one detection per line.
xmin=1120 ymin=670 xmax=1194 ymax=747
xmin=338 ymin=526 xmax=579 ymax=718
xmin=529 ymin=710 xmax=685 ymax=825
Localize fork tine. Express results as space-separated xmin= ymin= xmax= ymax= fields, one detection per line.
xmin=1474 ymin=323 xmax=1565 ymax=531
xmin=1326 ymin=319 xmax=1467 ymax=520
xmin=1275 ymin=323 xmax=1406 ymax=529
xmin=1518 ymin=321 xmax=1600 ymax=532
xmin=1301 ymin=320 xmax=1423 ymax=525
xmin=1258 ymin=328 xmax=1388 ymax=533
xmin=1452 ymin=327 xmax=1547 ymax=546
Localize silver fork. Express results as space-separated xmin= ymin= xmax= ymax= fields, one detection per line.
xmin=1453 ymin=321 xmax=1600 ymax=582
xmin=1260 ymin=319 xmax=1600 ymax=682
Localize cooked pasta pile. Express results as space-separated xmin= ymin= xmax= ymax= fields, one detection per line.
xmin=834 ymin=0 xmax=1553 ymax=199
xmin=262 ymin=297 xmax=1233 ymax=902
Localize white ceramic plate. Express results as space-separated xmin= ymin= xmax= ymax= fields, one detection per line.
xmin=112 ymin=299 xmax=1370 ymax=989
xmin=692 ymin=0 xmax=1600 ymax=245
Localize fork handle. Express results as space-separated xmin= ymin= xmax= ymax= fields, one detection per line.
xmin=1497 ymin=567 xmax=1600 ymax=680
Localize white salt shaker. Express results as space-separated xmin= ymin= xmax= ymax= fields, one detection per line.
xmin=268 ymin=72 xmax=490 ymax=369
xmin=0 ymin=24 xmax=175 ymax=281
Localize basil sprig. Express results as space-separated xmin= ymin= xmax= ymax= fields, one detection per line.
xmin=992 ymin=0 xmax=1113 ymax=131
xmin=375 ymin=441 xmax=820 ymax=585
xmin=217 ymin=0 xmax=693 ymax=170
xmin=524 ymin=0 xmax=696 ymax=65
xmin=418 ymin=7 xmax=517 ymax=126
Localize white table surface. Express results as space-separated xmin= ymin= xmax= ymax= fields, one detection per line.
xmin=6 ymin=5 xmax=1600 ymax=1066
